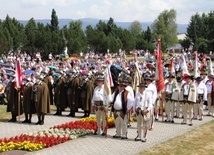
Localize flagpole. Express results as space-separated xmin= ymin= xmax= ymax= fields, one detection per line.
xmin=18 ymin=88 xmax=21 ymax=122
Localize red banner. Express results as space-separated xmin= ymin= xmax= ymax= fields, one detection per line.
xmin=155 ymin=39 xmax=165 ymax=93
xmin=15 ymin=58 xmax=22 ymax=88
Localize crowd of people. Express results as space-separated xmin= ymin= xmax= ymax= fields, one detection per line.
xmin=0 ymin=49 xmax=213 ymax=142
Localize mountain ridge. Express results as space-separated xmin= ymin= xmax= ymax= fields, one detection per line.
xmin=18 ymin=18 xmax=188 ymax=33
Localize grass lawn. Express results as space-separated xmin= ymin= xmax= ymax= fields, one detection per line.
xmin=139 ymin=120 xmax=214 ymax=155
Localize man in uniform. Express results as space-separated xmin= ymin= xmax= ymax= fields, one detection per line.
xmin=180 ymin=74 xmax=197 ymax=126
xmin=80 ymin=74 xmax=94 ymax=117
xmin=67 ymin=70 xmax=80 ymax=117
xmin=6 ymin=74 xmax=23 ymax=122
xmin=194 ymin=76 xmax=207 ymax=120
xmin=33 ymin=75 xmax=50 ymax=125
xmin=54 ymin=69 xmax=67 ymax=116
xmin=111 ymin=79 xmax=134 ymax=139
xmin=91 ymin=73 xmax=108 ymax=135
xmin=22 ymin=76 xmax=36 ymax=123
xmin=42 ymin=67 xmax=54 ymax=105
xmin=133 ymin=82 xmax=152 ymax=142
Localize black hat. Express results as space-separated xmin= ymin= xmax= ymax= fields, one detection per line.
xmin=176 ymin=76 xmax=183 ymax=82
xmin=195 ymin=76 xmax=203 ymax=81
xmin=96 ymin=74 xmax=104 ymax=81
xmin=167 ymin=73 xmax=175 ymax=78
xmin=137 ymin=82 xmax=147 ymax=87
xmin=208 ymin=74 xmax=214 ymax=79
xmin=144 ymin=77 xmax=153 ymax=81
xmin=200 ymin=71 xmax=207 ymax=75
xmin=117 ymin=78 xmax=126 ymax=86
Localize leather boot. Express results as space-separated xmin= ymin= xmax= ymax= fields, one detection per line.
xmin=35 ymin=115 xmax=41 ymax=125
xmin=40 ymin=114 xmax=44 ymax=125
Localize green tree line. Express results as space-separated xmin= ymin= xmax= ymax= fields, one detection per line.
xmin=3 ymin=9 xmax=213 ymax=59
xmin=181 ymin=11 xmax=214 ymax=53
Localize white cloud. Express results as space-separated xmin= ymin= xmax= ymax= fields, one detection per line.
xmin=0 ymin=0 xmax=213 ymax=24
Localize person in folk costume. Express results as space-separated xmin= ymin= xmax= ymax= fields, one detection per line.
xmin=54 ymin=69 xmax=67 ymax=116
xmin=180 ymin=74 xmax=197 ymax=126
xmin=91 ymin=73 xmax=108 ymax=136
xmin=134 ymin=82 xmax=152 ymax=142
xmin=145 ymin=74 xmax=157 ymax=130
xmin=194 ymin=76 xmax=207 ymax=120
xmin=206 ymin=58 xmax=214 ymax=115
xmin=22 ymin=76 xmax=36 ymax=123
xmin=6 ymin=74 xmax=23 ymax=122
xmin=174 ymin=76 xmax=185 ymax=118
xmin=200 ymin=71 xmax=208 ymax=109
xmin=80 ymin=72 xmax=94 ymax=118
xmin=164 ymin=73 xmax=176 ymax=123
xmin=206 ymin=74 xmax=214 ymax=116
xmin=124 ymin=76 xmax=135 ymax=127
xmin=32 ymin=75 xmax=50 ymax=125
xmin=208 ymin=75 xmax=214 ymax=117
xmin=111 ymin=79 xmax=134 ymax=139
xmin=68 ymin=70 xmax=80 ymax=117
xmin=41 ymin=67 xmax=54 ymax=105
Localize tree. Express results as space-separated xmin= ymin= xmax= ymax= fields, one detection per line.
xmin=152 ymin=9 xmax=178 ymax=50
xmin=144 ymin=26 xmax=152 ymax=43
xmin=51 ymin=9 xmax=59 ymax=32
xmin=129 ymin=20 xmax=142 ymax=36
xmin=67 ymin=20 xmax=86 ymax=54
xmin=179 ymin=37 xmax=191 ymax=50
xmin=25 ymin=18 xmax=37 ymax=52
xmin=187 ymin=11 xmax=214 ymax=52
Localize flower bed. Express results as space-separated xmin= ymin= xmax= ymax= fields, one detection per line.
xmin=0 ymin=116 xmax=116 ymax=153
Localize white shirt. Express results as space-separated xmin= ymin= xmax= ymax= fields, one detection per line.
xmin=146 ymin=82 xmax=157 ymax=104
xmin=196 ymin=82 xmax=207 ymax=101
xmin=91 ymin=85 xmax=108 ymax=106
xmin=165 ymin=81 xmax=174 ymax=93
xmin=183 ymin=84 xmax=190 ymax=95
xmin=206 ymin=80 xmax=212 ymax=93
xmin=112 ymin=90 xmax=134 ymax=111
xmin=134 ymin=90 xmax=152 ymax=113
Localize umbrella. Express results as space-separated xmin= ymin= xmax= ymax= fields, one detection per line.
xmin=47 ymin=66 xmax=58 ymax=70
xmin=4 ymin=68 xmax=15 ymax=74
xmin=0 ymin=63 xmax=13 ymax=68
xmin=22 ymin=69 xmax=35 ymax=75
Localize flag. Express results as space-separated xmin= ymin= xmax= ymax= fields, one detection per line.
xmin=15 ymin=58 xmax=22 ymax=88
xmin=168 ymin=58 xmax=175 ymax=74
xmin=181 ymin=54 xmax=189 ymax=76
xmin=155 ymin=39 xmax=165 ymax=93
xmin=208 ymin=58 xmax=214 ymax=76
xmin=193 ymin=51 xmax=200 ymax=78
xmin=133 ymin=61 xmax=141 ymax=93
xmin=104 ymin=63 xmax=114 ymax=104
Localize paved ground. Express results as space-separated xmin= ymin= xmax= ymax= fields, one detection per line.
xmin=0 ymin=108 xmax=213 ymax=155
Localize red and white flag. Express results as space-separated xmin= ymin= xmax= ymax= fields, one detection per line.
xmin=15 ymin=58 xmax=22 ymax=88
xmin=155 ymin=39 xmax=165 ymax=93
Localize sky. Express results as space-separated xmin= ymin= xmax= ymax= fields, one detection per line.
xmin=0 ymin=0 xmax=213 ymax=24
